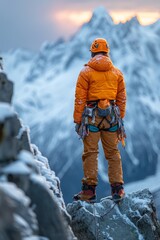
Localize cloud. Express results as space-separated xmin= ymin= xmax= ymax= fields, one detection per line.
xmin=51 ymin=0 xmax=160 ymax=11
xmin=0 ymin=0 xmax=159 ymax=51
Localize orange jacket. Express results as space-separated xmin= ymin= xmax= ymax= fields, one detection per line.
xmin=74 ymin=55 xmax=126 ymax=123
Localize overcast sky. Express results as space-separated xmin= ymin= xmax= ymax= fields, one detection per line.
xmin=0 ymin=0 xmax=160 ymax=52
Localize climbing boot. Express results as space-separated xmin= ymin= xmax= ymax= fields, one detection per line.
xmin=111 ymin=183 xmax=125 ymax=202
xmin=73 ymin=184 xmax=96 ymax=203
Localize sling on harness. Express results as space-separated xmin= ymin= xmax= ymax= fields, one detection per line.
xmin=78 ymin=108 xmax=90 ymax=140
xmin=78 ymin=101 xmax=97 ymax=140
xmin=111 ymin=101 xmax=126 ymax=147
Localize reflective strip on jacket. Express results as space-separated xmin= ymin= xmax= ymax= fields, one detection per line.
xmin=73 ymin=55 xmax=127 ymax=124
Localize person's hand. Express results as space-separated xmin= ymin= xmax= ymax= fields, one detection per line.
xmin=75 ymin=123 xmax=81 ymax=134
xmin=117 ymin=119 xmax=126 ymax=147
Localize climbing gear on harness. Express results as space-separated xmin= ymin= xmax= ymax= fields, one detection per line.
xmin=77 ymin=101 xmax=97 ymax=139
xmin=90 ymin=38 xmax=110 ymax=53
xmin=85 ymin=100 xmax=119 ymax=132
xmin=78 ymin=122 xmax=89 ymax=140
xmin=75 ymin=123 xmax=81 ymax=134
xmin=111 ymin=101 xmax=126 ymax=147
xmin=86 ymin=100 xmax=117 ymax=126
xmin=79 ymin=99 xmax=126 ymax=146
xmin=111 ymin=183 xmax=125 ymax=203
xmin=75 ymin=122 xmax=89 ymax=139
xmin=118 ymin=119 xmax=126 ymax=147
xmin=73 ymin=184 xmax=96 ymax=203
xmin=78 ymin=111 xmax=89 ymax=140
xmin=86 ymin=101 xmax=98 ymax=124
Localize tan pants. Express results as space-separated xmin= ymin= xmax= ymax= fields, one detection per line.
xmin=82 ymin=114 xmax=124 ymax=186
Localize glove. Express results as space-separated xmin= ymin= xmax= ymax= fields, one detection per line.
xmin=75 ymin=123 xmax=81 ymax=134
xmin=117 ymin=119 xmax=126 ymax=147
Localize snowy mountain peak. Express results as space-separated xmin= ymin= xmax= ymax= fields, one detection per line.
xmin=129 ymin=16 xmax=140 ymax=25
xmin=155 ymin=18 xmax=160 ymax=26
xmin=89 ymin=6 xmax=113 ymax=26
xmin=92 ymin=6 xmax=111 ymax=18
xmin=121 ymin=16 xmax=140 ymax=30
xmin=150 ymin=19 xmax=160 ymax=35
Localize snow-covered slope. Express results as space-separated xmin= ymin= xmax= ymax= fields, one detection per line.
xmin=3 ymin=6 xmax=160 ymax=203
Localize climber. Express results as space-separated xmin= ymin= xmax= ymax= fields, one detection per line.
xmin=73 ymin=38 xmax=127 ymax=203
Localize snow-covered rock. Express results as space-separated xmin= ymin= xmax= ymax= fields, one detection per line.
xmin=153 ymin=188 xmax=160 ymax=220
xmin=0 ymin=73 xmax=76 ymax=239
xmin=0 ymin=182 xmax=39 ymax=240
xmin=0 ymin=72 xmax=13 ymax=103
xmin=67 ymin=189 xmax=160 ymax=240
xmin=0 ymin=103 xmax=21 ymax=162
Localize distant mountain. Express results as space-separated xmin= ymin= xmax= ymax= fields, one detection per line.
xmin=3 ymin=6 xmax=160 ymax=203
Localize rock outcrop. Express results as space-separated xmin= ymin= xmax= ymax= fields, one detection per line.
xmin=0 ymin=72 xmax=13 ymax=103
xmin=0 ymin=72 xmax=76 ymax=239
xmin=0 ymin=182 xmax=39 ymax=240
xmin=67 ymin=189 xmax=160 ymax=240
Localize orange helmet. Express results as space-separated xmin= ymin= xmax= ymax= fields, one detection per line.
xmin=90 ymin=38 xmax=109 ymax=53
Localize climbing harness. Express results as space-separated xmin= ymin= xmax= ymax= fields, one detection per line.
xmin=85 ymin=100 xmax=117 ymax=132
xmin=78 ymin=100 xmax=126 ymax=147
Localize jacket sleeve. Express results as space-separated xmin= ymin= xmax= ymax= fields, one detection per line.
xmin=73 ymin=69 xmax=89 ymax=124
xmin=116 ymin=72 xmax=126 ymax=119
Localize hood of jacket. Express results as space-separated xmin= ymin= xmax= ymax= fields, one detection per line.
xmin=86 ymin=55 xmax=113 ymax=72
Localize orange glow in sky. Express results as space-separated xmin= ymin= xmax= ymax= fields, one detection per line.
xmin=54 ymin=10 xmax=160 ymax=26
xmin=55 ymin=11 xmax=92 ymax=26
xmin=111 ymin=11 xmax=160 ymax=25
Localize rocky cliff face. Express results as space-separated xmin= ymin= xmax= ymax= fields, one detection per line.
xmin=67 ymin=189 xmax=160 ymax=240
xmin=0 ymin=71 xmax=76 ymax=240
